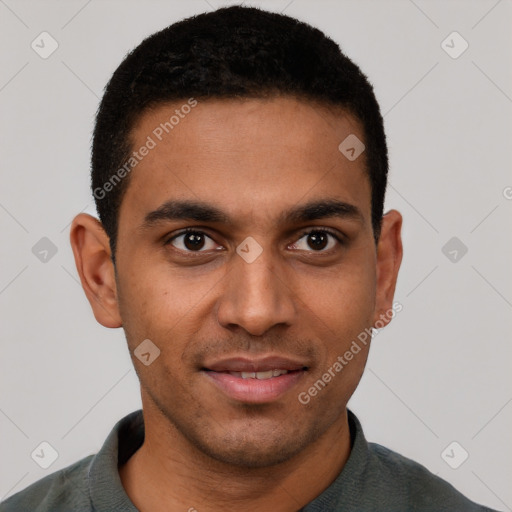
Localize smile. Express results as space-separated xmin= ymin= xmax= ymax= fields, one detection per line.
xmin=226 ymin=369 xmax=290 ymax=379
xmin=202 ymin=368 xmax=307 ymax=403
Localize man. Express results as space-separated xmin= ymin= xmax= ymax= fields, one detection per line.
xmin=0 ymin=5 xmax=499 ymax=512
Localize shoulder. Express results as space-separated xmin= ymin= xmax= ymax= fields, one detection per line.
xmin=311 ymin=410 xmax=500 ymax=512
xmin=0 ymin=455 xmax=94 ymax=512
xmin=365 ymin=442 xmax=497 ymax=511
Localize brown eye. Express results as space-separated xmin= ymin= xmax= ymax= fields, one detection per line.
xmin=166 ymin=230 xmax=218 ymax=252
xmin=306 ymin=231 xmax=329 ymax=250
xmin=182 ymin=232 xmax=206 ymax=250
xmin=290 ymin=229 xmax=342 ymax=252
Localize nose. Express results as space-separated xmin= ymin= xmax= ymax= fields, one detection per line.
xmin=215 ymin=244 xmax=297 ymax=337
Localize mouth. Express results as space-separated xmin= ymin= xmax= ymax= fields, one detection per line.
xmin=201 ymin=356 xmax=309 ymax=403
xmin=210 ymin=369 xmax=298 ymax=380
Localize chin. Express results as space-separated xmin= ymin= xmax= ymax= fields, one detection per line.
xmin=188 ymin=418 xmax=316 ymax=469
xmin=199 ymin=438 xmax=305 ymax=469
xmin=146 ymin=386 xmax=326 ymax=469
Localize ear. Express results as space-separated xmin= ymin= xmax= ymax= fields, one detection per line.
xmin=69 ymin=213 xmax=122 ymax=328
xmin=372 ymin=209 xmax=403 ymax=328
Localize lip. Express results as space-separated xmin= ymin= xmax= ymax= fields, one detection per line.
xmin=201 ymin=355 xmax=309 ymax=404
xmin=202 ymin=355 xmax=308 ymax=373
xmin=202 ymin=368 xmax=307 ymax=404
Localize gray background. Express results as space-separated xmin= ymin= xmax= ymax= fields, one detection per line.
xmin=1 ymin=0 xmax=511 ymax=509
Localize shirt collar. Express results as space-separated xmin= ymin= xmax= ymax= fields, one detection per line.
xmin=87 ymin=408 xmax=368 ymax=511
xmin=88 ymin=410 xmax=144 ymax=511
xmin=302 ymin=409 xmax=369 ymax=511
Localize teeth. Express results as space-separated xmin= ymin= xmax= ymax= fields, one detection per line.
xmin=255 ymin=370 xmax=274 ymax=380
xmin=228 ymin=370 xmax=290 ymax=379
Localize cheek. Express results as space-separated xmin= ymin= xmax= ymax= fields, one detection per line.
xmin=117 ymin=233 xmax=376 ymax=350
xmin=298 ymin=258 xmax=376 ymax=381
xmin=305 ymin=259 xmax=376 ymax=328
xmin=116 ymin=258 xmax=220 ymax=351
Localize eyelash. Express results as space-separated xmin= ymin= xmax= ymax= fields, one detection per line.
xmin=164 ymin=227 xmax=344 ymax=254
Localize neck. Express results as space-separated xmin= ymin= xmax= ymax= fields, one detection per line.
xmin=119 ymin=403 xmax=351 ymax=512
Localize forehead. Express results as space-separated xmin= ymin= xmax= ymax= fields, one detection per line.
xmin=119 ymin=96 xmax=371 ymax=231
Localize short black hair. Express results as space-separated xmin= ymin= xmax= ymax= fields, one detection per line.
xmin=91 ymin=5 xmax=388 ymax=262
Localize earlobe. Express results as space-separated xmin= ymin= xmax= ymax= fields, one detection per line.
xmin=69 ymin=213 xmax=122 ymax=328
xmin=373 ymin=209 xmax=403 ymax=328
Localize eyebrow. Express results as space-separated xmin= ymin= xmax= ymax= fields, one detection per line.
xmin=140 ymin=198 xmax=364 ymax=230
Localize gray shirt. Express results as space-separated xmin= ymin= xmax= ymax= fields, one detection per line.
xmin=0 ymin=409 xmax=499 ymax=511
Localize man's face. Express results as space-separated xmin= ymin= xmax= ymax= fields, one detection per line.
xmin=114 ymin=97 xmax=382 ymax=467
